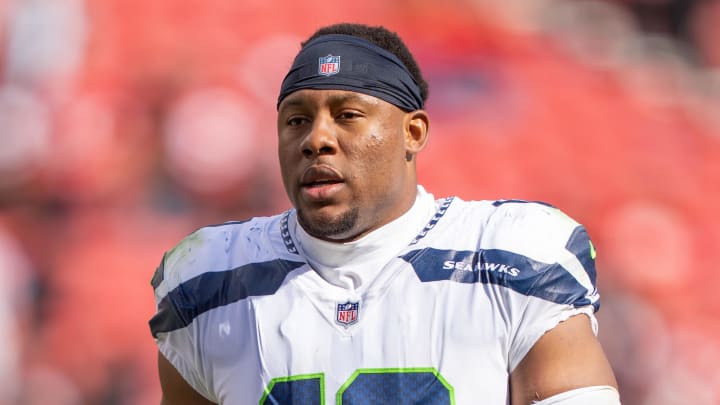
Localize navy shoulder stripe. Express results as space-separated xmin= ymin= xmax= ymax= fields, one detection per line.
xmin=491 ymin=199 xmax=556 ymax=208
xmin=205 ymin=219 xmax=252 ymax=228
xmin=401 ymin=248 xmax=594 ymax=308
xmin=149 ymin=259 xmax=305 ymax=337
xmin=150 ymin=218 xmax=255 ymax=290
xmin=565 ymin=225 xmax=597 ymax=284
xmin=150 ymin=254 xmax=166 ymax=290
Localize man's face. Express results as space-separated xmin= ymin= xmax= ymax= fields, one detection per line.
xmin=277 ymin=89 xmax=423 ymax=242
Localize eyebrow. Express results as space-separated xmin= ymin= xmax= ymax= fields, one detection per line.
xmin=279 ymin=92 xmax=377 ymax=111
xmin=278 ymin=97 xmax=306 ymax=110
xmin=326 ymin=93 xmax=375 ymax=106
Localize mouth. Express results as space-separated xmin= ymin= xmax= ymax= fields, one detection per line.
xmin=301 ymin=166 xmax=344 ymax=187
xmin=300 ymin=166 xmax=345 ymax=200
xmin=303 ymin=179 xmax=344 ymax=188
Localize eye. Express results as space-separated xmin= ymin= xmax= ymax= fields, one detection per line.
xmin=287 ymin=116 xmax=309 ymax=127
xmin=336 ymin=110 xmax=363 ymax=121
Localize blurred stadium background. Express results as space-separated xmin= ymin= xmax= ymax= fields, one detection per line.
xmin=0 ymin=0 xmax=718 ymax=403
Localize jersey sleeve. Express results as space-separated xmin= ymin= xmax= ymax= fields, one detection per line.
xmin=483 ymin=202 xmax=600 ymax=372
xmin=148 ymin=227 xmax=222 ymax=403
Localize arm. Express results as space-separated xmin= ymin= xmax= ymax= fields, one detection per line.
xmin=509 ymin=314 xmax=618 ymax=405
xmin=158 ymin=352 xmax=217 ymax=405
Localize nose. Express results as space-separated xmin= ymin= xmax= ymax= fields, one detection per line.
xmin=301 ymin=114 xmax=337 ymax=158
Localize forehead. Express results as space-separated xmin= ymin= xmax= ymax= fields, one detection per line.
xmin=278 ymin=89 xmax=388 ymax=111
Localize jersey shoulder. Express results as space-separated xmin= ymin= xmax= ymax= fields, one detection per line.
xmin=149 ymin=214 xmax=306 ymax=338
xmin=426 ymin=198 xmax=599 ymax=309
xmin=482 ymin=200 xmax=584 ymax=257
xmin=439 ymin=198 xmax=585 ymax=255
xmin=152 ymin=217 xmax=277 ymax=291
xmin=484 ymin=200 xmax=598 ymax=308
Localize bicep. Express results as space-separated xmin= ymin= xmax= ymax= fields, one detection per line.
xmin=158 ymin=351 xmax=217 ymax=405
xmin=509 ymin=314 xmax=618 ymax=405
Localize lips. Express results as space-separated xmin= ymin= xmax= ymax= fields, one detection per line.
xmin=301 ymin=165 xmax=344 ymax=187
xmin=299 ymin=165 xmax=345 ymax=201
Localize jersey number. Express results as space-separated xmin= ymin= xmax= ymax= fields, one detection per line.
xmin=259 ymin=368 xmax=454 ymax=405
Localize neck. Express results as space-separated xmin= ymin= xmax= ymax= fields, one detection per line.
xmin=312 ymin=181 xmax=420 ymax=243
xmin=292 ymin=185 xmax=436 ymax=290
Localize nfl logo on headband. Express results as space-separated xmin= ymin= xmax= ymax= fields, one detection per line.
xmin=336 ymin=301 xmax=359 ymax=326
xmin=318 ymin=54 xmax=341 ymax=76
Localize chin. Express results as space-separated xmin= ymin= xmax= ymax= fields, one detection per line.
xmin=297 ymin=206 xmax=360 ymax=241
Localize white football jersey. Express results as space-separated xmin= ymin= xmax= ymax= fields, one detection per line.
xmin=150 ymin=193 xmax=600 ymax=405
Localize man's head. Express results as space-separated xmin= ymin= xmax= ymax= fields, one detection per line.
xmin=276 ymin=23 xmax=430 ymax=242
xmin=295 ymin=23 xmax=429 ymax=106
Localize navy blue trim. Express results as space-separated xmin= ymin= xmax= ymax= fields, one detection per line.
xmin=281 ymin=198 xmax=453 ymax=253
xmin=151 ymin=219 xmax=252 ymax=290
xmin=401 ymin=248 xmax=593 ymax=307
xmin=565 ymin=225 xmax=597 ymax=284
xmin=149 ymin=259 xmax=305 ymax=337
xmin=205 ymin=219 xmax=252 ymax=228
xmin=280 ymin=211 xmax=299 ymax=254
xmin=492 ymin=199 xmax=556 ymax=208
xmin=409 ymin=197 xmax=454 ymax=245
xmin=150 ymin=254 xmax=166 ymax=289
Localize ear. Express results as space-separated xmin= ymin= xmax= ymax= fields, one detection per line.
xmin=404 ymin=110 xmax=429 ymax=159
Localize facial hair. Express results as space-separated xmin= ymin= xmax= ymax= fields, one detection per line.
xmin=296 ymin=206 xmax=360 ymax=241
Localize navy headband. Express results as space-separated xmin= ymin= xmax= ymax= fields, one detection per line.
xmin=277 ymin=34 xmax=424 ymax=111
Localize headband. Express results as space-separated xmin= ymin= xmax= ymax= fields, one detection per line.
xmin=277 ymin=34 xmax=424 ymax=111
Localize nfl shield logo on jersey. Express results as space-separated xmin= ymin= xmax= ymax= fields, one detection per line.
xmin=336 ymin=301 xmax=359 ymax=326
xmin=318 ymin=54 xmax=341 ymax=76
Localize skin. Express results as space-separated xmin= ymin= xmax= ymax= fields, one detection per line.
xmin=157 ymin=88 xmax=618 ymax=404
xmin=158 ymin=352 xmax=215 ymax=405
xmin=276 ymin=89 xmax=429 ymax=242
xmin=510 ymin=314 xmax=619 ymax=404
